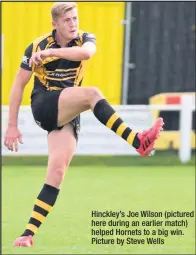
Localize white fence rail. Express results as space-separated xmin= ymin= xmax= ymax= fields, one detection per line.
xmin=1 ymin=95 xmax=195 ymax=162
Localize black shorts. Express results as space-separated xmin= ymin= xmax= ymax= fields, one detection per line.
xmin=31 ymin=90 xmax=80 ymax=140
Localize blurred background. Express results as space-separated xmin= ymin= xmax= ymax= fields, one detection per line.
xmin=1 ymin=2 xmax=195 ymax=254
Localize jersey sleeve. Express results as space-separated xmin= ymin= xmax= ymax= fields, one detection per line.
xmin=20 ymin=43 xmax=33 ymax=71
xmin=82 ymin=33 xmax=96 ymax=45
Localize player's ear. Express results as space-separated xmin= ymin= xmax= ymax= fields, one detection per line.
xmin=52 ymin=20 xmax=57 ymax=29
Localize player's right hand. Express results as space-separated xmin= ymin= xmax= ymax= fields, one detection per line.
xmin=29 ymin=49 xmax=50 ymax=67
xmin=4 ymin=126 xmax=23 ymax=152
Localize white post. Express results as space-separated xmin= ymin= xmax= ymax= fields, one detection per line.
xmin=179 ymin=95 xmax=193 ymax=163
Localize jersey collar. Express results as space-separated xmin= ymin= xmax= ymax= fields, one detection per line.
xmin=52 ymin=29 xmax=80 ymax=47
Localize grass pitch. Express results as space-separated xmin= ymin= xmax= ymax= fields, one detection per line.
xmin=2 ymin=165 xmax=195 ymax=254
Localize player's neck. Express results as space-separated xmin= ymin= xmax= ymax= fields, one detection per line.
xmin=55 ymin=32 xmax=71 ymax=47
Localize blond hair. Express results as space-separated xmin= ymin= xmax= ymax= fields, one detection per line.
xmin=51 ymin=2 xmax=77 ymax=21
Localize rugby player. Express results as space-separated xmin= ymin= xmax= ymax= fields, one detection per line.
xmin=4 ymin=2 xmax=164 ymax=247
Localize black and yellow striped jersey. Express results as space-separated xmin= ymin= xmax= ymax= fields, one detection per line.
xmin=20 ymin=29 xmax=96 ymax=96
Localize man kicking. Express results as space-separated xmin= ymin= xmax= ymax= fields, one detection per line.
xmin=4 ymin=2 xmax=164 ymax=247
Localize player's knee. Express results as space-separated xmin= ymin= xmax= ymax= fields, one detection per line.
xmin=53 ymin=165 xmax=66 ymax=182
xmin=88 ymin=87 xmax=102 ymax=97
xmin=86 ymin=87 xmax=103 ymax=106
xmin=48 ymin=158 xmax=69 ymax=183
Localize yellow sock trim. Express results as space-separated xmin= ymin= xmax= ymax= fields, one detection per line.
xmin=26 ymin=223 xmax=38 ymax=234
xmin=127 ymin=131 xmax=137 ymax=145
xmin=116 ymin=123 xmax=128 ymax=136
xmin=106 ymin=113 xmax=119 ymax=129
xmin=35 ymin=199 xmax=52 ymax=212
xmin=31 ymin=211 xmax=45 ymax=223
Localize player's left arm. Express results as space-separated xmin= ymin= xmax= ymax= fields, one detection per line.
xmin=81 ymin=41 xmax=96 ymax=59
xmin=79 ymin=32 xmax=96 ymax=58
xmin=29 ymin=33 xmax=96 ymax=66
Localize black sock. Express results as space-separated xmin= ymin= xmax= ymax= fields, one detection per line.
xmin=21 ymin=184 xmax=59 ymax=236
xmin=93 ymin=99 xmax=140 ymax=149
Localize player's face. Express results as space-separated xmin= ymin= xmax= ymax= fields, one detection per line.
xmin=53 ymin=8 xmax=79 ymax=41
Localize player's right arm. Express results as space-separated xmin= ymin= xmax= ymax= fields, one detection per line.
xmin=4 ymin=44 xmax=33 ymax=152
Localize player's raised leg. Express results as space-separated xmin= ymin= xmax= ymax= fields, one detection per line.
xmin=13 ymin=124 xmax=76 ymax=247
xmin=57 ymin=87 xmax=164 ymax=155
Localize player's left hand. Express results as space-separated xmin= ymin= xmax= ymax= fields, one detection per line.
xmin=29 ymin=49 xmax=50 ymax=67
